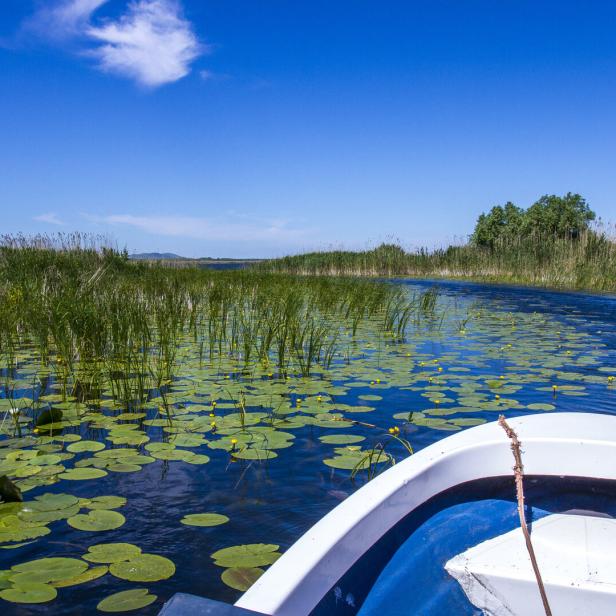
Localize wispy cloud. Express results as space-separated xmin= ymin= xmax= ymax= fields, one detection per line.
xmin=20 ymin=0 xmax=202 ymax=87
xmin=34 ymin=212 xmax=65 ymax=226
xmin=85 ymin=213 xmax=310 ymax=243
xmin=23 ymin=1 xmax=109 ymax=41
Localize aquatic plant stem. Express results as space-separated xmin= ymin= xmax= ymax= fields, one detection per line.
xmin=498 ymin=415 xmax=552 ymax=616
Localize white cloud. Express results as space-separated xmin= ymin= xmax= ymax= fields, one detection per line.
xmin=23 ymin=0 xmax=109 ymax=40
xmin=54 ymin=0 xmax=109 ymax=30
xmin=86 ymin=213 xmax=309 ymax=243
xmin=86 ymin=0 xmax=201 ymax=87
xmin=21 ymin=0 xmax=202 ymax=87
xmin=34 ymin=212 xmax=65 ymax=225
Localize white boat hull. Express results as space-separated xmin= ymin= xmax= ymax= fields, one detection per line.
xmin=236 ymin=413 xmax=616 ymax=616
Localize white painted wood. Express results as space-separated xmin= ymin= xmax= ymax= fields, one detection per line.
xmin=446 ymin=514 xmax=616 ymax=616
xmin=235 ymin=413 xmax=616 ymax=616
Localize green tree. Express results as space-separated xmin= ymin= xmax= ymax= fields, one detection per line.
xmin=471 ymin=201 xmax=524 ymax=248
xmin=471 ymin=193 xmax=595 ymax=247
xmin=523 ymin=193 xmax=595 ymax=238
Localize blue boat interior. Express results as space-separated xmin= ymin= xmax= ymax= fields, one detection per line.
xmin=310 ymin=475 xmax=616 ymax=616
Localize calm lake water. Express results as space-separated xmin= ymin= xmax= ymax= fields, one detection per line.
xmin=1 ymin=280 xmax=615 ymax=614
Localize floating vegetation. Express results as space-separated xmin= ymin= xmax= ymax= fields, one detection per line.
xmin=67 ymin=510 xmax=126 ymax=532
xmin=221 ymin=567 xmax=264 ymax=591
xmin=109 ymin=553 xmax=175 ymax=583
xmin=97 ymin=589 xmax=158 ymax=612
xmin=0 ymin=238 xmax=615 ymax=610
xmin=212 ymin=543 xmax=280 ymax=589
xmin=0 ymin=555 xmax=114 ymax=604
xmin=83 ymin=543 xmax=142 ymax=564
xmin=181 ymin=513 xmax=229 ymax=527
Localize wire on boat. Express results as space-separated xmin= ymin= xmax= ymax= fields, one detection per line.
xmin=498 ymin=415 xmax=553 ymax=616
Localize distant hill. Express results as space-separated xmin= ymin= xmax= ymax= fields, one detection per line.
xmin=128 ymin=252 xmax=263 ymax=263
xmin=129 ymin=252 xmax=187 ymax=260
xmin=128 ymin=253 xmax=263 ymax=267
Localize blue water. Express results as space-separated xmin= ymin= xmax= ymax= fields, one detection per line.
xmin=1 ymin=280 xmax=615 ymax=615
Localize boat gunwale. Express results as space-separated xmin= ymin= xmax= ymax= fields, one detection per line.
xmin=235 ymin=412 xmax=616 ymax=616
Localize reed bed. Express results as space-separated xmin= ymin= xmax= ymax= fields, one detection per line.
xmin=0 ymin=235 xmax=432 ymax=412
xmin=260 ymin=228 xmax=616 ymax=293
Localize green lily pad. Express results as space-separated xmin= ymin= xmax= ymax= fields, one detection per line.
xmin=95 ymin=449 xmax=139 ymax=459
xmin=107 ymin=463 xmax=141 ymax=473
xmin=150 ymin=449 xmax=191 ymax=462
xmin=97 ymin=588 xmax=157 ymax=612
xmin=67 ymin=441 xmax=106 ymax=453
xmin=212 ymin=544 xmax=281 ymax=568
xmin=32 ymin=454 xmax=62 ymax=466
xmin=0 ymin=524 xmax=51 ymax=543
xmin=318 ymin=434 xmax=365 ymax=445
xmin=168 ymin=434 xmax=207 ymax=448
xmin=53 ymin=565 xmax=108 ymax=587
xmin=68 ymin=510 xmax=126 ymax=532
xmin=221 ymin=567 xmax=264 ymax=591
xmin=10 ymin=557 xmax=88 ymax=584
xmin=450 ymin=418 xmax=487 ymax=426
xmin=59 ymin=468 xmax=108 ymax=481
xmin=84 ymin=543 xmax=142 ymax=563
xmin=30 ymin=493 xmax=79 ymax=511
xmin=109 ymin=554 xmax=175 ymax=582
xmin=181 ymin=513 xmax=229 ymax=527
xmin=0 ymin=582 xmax=57 ymax=604
xmin=323 ymin=455 xmax=370 ymax=470
xmin=85 ymin=496 xmax=127 ymax=511
xmin=232 ymin=449 xmax=278 ymax=461
xmin=183 ymin=453 xmax=211 ymax=465
xmin=144 ymin=442 xmax=174 ymax=452
xmin=115 ymin=412 xmax=146 ymax=421
xmin=14 ymin=465 xmax=42 ymax=478
xmin=526 ymin=403 xmax=556 ymax=411
xmin=19 ymin=504 xmax=80 ymax=524
xmin=0 ymin=569 xmax=11 ymax=588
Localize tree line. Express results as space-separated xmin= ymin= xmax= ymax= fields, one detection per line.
xmin=471 ymin=193 xmax=596 ymax=248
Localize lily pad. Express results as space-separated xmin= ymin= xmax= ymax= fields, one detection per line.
xmin=0 ymin=581 xmax=57 ymax=604
xmin=68 ymin=510 xmax=126 ymax=532
xmin=212 ymin=544 xmax=281 ymax=568
xmin=221 ymin=567 xmax=264 ymax=591
xmin=19 ymin=504 xmax=80 ymax=524
xmin=97 ymin=588 xmax=157 ymax=612
xmin=52 ymin=565 xmax=108 ymax=587
xmin=10 ymin=557 xmax=88 ymax=584
xmin=0 ymin=524 xmax=51 ymax=543
xmin=59 ymin=468 xmax=108 ymax=481
xmin=109 ymin=554 xmax=175 ymax=582
xmin=183 ymin=453 xmax=211 ymax=465
xmin=84 ymin=543 xmax=142 ymax=564
xmin=181 ymin=513 xmax=229 ymax=527
xmin=318 ymin=434 xmax=365 ymax=445
xmin=232 ymin=449 xmax=277 ymax=461
xmin=107 ymin=464 xmax=141 ymax=473
xmin=67 ymin=441 xmax=106 ymax=453
xmin=85 ymin=496 xmax=127 ymax=511
xmin=30 ymin=493 xmax=79 ymax=512
xmin=526 ymin=403 xmax=556 ymax=411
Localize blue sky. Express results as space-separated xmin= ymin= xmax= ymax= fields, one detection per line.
xmin=1 ymin=1 xmax=615 ymax=258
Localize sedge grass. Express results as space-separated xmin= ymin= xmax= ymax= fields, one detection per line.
xmin=259 ymin=226 xmax=616 ymax=293
xmin=0 ymin=235 xmax=436 ymax=415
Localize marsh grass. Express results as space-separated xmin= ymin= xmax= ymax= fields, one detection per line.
xmin=259 ymin=226 xmax=616 ymax=292
xmin=0 ymin=235 xmax=431 ymax=416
